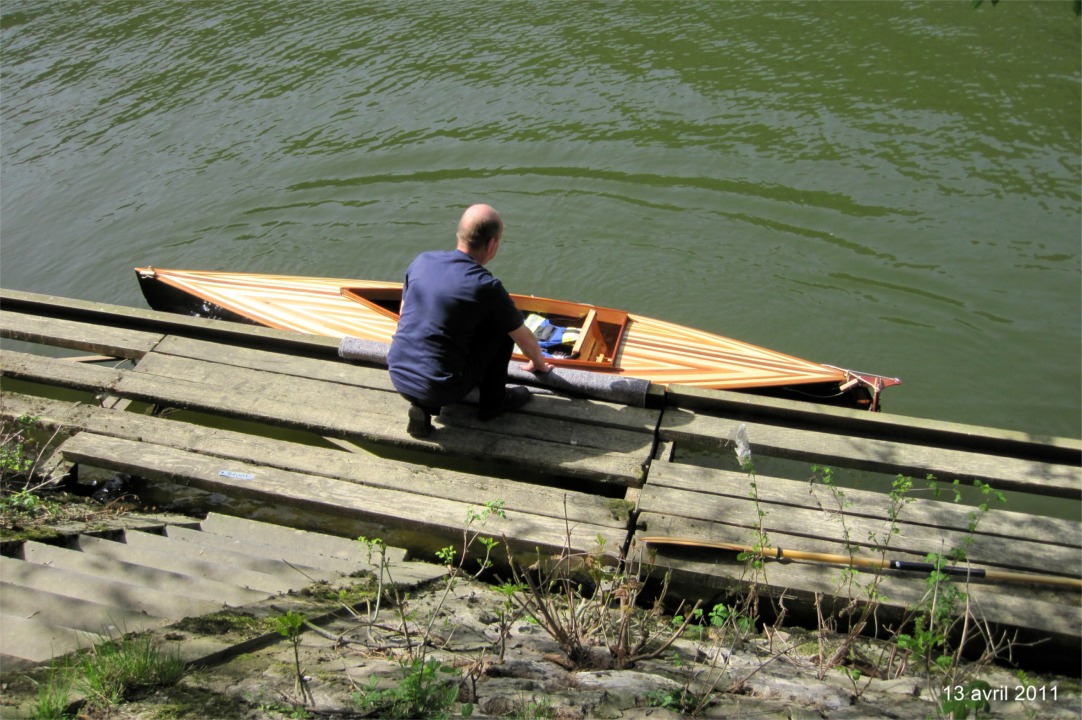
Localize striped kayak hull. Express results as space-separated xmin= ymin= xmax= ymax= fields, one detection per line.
xmin=134 ymin=267 xmax=898 ymax=408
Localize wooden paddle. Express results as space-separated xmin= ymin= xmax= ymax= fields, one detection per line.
xmin=638 ymin=536 xmax=1082 ymax=591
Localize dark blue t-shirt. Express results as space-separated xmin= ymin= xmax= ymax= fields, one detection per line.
xmin=388 ymin=250 xmax=523 ymax=405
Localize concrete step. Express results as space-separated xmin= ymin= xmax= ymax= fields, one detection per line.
xmin=0 ymin=515 xmax=444 ymax=671
xmin=199 ymin=512 xmax=407 ymax=566
xmin=196 ymin=513 xmax=450 ymax=587
xmin=0 ymin=583 xmax=168 ymax=636
xmin=162 ymin=525 xmax=364 ymax=576
xmin=0 ymin=556 xmax=224 ymax=620
xmin=124 ymin=527 xmax=336 ymax=583
xmin=21 ymin=540 xmax=267 ymax=607
xmin=0 ymin=613 xmax=106 ymax=664
xmin=74 ymin=535 xmax=297 ymax=595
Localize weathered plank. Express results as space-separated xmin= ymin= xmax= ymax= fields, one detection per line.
xmin=629 ymin=523 xmax=1081 ymax=646
xmin=57 ymin=432 xmax=627 ymax=560
xmin=0 ymin=309 xmax=163 ymax=359
xmin=665 ymin=384 xmax=1082 ymax=465
xmin=152 ymin=334 xmax=662 ymax=433
xmin=153 ymin=333 xmax=395 ymax=390
xmin=1 ymin=348 xmax=122 ymax=393
xmin=0 ymin=392 xmax=626 ymax=529
xmin=0 ymin=343 xmax=651 ymax=485
xmin=645 ymin=461 xmax=1081 ymax=548
xmin=121 ymin=352 xmax=651 ymax=485
xmin=660 ymin=410 xmax=1081 ymax=499
xmin=130 ymin=351 xmax=652 ymax=453
xmin=636 ymin=478 xmax=1080 ymax=575
xmin=0 ymin=288 xmax=342 ymax=357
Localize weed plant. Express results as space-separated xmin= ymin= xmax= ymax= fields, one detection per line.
xmin=77 ymin=632 xmax=185 ymax=710
xmin=28 ymin=631 xmax=185 ymax=718
xmin=1 ymin=414 xmax=61 ymax=519
xmin=351 ymin=656 xmax=461 ymax=719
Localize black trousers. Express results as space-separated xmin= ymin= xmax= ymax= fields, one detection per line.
xmin=403 ymin=332 xmax=513 ymax=415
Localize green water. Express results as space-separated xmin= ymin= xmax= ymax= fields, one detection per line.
xmin=2 ymin=1 xmax=1079 ymax=438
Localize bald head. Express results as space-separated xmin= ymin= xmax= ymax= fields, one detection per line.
xmin=456 ymin=204 xmax=503 ymax=252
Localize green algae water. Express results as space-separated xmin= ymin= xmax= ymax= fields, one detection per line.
xmin=2 ymin=1 xmax=1079 ymax=438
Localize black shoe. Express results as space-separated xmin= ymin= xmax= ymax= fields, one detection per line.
xmin=478 ymin=386 xmax=532 ymax=421
xmin=406 ymin=404 xmax=434 ymax=438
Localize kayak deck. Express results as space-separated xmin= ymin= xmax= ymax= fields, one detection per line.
xmin=134 ymin=268 xmax=888 ymax=400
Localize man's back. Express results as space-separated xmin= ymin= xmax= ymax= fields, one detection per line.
xmin=388 ymin=249 xmax=522 ymax=405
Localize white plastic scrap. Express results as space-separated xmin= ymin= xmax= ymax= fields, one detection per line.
xmin=731 ymin=423 xmax=752 ymax=468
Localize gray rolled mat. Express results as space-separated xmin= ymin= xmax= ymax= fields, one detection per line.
xmin=339 ymin=336 xmax=649 ymax=407
xmin=340 ymin=336 xmax=390 ymax=365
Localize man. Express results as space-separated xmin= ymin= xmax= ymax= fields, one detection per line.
xmin=387 ymin=204 xmax=553 ymax=438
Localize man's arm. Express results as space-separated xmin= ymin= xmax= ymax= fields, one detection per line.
xmin=509 ymin=324 xmax=554 ymax=373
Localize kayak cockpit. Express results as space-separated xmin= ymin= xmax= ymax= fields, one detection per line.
xmin=340 ymin=286 xmax=629 ymax=371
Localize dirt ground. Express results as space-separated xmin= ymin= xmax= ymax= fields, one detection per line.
xmin=4 ymin=574 xmax=1078 ymax=720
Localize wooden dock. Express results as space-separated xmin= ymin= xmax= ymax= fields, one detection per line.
xmin=2 ymin=288 xmax=1080 ymax=667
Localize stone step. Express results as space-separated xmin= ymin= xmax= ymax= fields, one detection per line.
xmin=0 ymin=556 xmax=224 ymax=620
xmin=199 ymin=512 xmax=405 ymax=566
xmin=0 ymin=613 xmax=106 ymax=665
xmin=158 ymin=526 xmax=357 ymax=577
xmin=0 ymin=516 xmax=445 ymax=671
xmin=73 ymin=535 xmax=296 ymax=595
xmin=0 ymin=583 xmax=168 ymax=636
xmin=21 ymin=540 xmax=267 ymax=607
xmin=124 ymin=527 xmax=336 ymax=583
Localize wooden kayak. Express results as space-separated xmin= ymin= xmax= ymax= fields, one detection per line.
xmin=134 ymin=267 xmax=899 ymax=409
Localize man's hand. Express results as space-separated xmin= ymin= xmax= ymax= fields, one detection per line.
xmin=509 ymin=324 xmax=555 ymax=374
xmin=520 ymin=358 xmax=554 ymax=374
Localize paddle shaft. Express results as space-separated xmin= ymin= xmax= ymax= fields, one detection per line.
xmin=639 ymin=536 xmax=1082 ymax=591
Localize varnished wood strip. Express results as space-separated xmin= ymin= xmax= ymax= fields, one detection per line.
xmin=141 ymin=269 xmax=851 ymax=390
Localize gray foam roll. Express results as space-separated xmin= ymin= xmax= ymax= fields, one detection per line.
xmin=504 ymin=364 xmax=649 ymax=407
xmin=339 ymin=336 xmax=649 ymax=407
xmin=339 ymin=336 xmax=390 ymax=365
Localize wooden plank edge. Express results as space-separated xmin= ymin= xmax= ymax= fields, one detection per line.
xmin=56 ymin=432 xmax=629 ymax=563
xmin=664 ymin=385 xmax=1081 ymax=466
xmin=632 ymin=548 xmax=1081 ymax=649
xmin=642 ymin=460 xmax=1082 ymax=547
xmin=0 ymin=288 xmax=342 ymax=360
